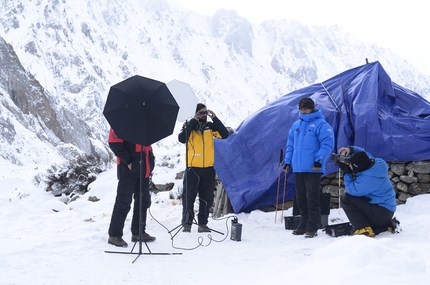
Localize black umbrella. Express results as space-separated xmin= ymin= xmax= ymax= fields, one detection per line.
xmin=103 ymin=75 xmax=179 ymax=145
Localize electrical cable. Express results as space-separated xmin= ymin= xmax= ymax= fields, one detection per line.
xmin=148 ymin=207 xmax=237 ymax=251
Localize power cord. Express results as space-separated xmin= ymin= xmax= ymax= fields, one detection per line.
xmin=148 ymin=207 xmax=238 ymax=251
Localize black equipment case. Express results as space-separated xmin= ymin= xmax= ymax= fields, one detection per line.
xmin=324 ymin=222 xmax=354 ymax=237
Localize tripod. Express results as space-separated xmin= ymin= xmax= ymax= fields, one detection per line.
xmin=105 ymin=147 xmax=181 ymax=262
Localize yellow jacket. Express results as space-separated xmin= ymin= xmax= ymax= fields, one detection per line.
xmin=187 ymin=128 xmax=222 ymax=167
xmin=178 ymin=117 xmax=229 ymax=168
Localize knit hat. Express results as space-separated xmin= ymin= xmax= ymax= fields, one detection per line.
xmin=299 ymin=97 xmax=315 ymax=109
xmin=350 ymin=152 xmax=372 ymax=173
xmin=196 ymin=103 xmax=206 ymax=113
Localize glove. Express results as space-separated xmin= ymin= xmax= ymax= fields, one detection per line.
xmin=313 ymin=161 xmax=322 ymax=168
xmin=283 ymin=164 xmax=290 ymax=173
xmin=341 ymin=163 xmax=352 ymax=174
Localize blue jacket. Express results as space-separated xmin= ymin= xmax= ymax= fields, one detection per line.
xmin=344 ymin=146 xmax=396 ymax=212
xmin=284 ymin=109 xmax=334 ymax=173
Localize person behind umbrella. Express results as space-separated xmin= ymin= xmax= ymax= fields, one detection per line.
xmin=178 ymin=103 xmax=229 ymax=233
xmin=107 ymin=128 xmax=156 ymax=247
xmin=283 ymin=97 xmax=334 ymax=238
xmin=336 ymin=146 xmax=399 ymax=237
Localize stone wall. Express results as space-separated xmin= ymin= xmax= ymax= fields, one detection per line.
xmin=322 ymin=161 xmax=430 ymax=209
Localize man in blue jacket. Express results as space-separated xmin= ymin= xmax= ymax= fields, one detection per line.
xmin=283 ymin=97 xmax=334 ymax=238
xmin=336 ymin=146 xmax=398 ymax=237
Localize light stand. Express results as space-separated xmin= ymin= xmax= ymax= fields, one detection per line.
xmin=168 ymin=121 xmax=193 ymax=238
xmin=105 ymin=148 xmax=182 ymax=262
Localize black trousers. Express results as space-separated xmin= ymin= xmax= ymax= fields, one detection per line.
xmin=182 ymin=167 xmax=215 ymax=226
xmin=108 ymin=175 xmax=151 ymax=237
xmin=341 ymin=193 xmax=393 ymax=234
xmin=294 ymin=172 xmax=322 ymax=232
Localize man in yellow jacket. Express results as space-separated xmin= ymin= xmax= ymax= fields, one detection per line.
xmin=178 ymin=103 xmax=229 ymax=233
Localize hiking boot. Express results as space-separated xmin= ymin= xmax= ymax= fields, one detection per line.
xmin=198 ymin=225 xmax=211 ymax=233
xmin=292 ymin=228 xmax=306 ymax=235
xmin=182 ymin=224 xmax=192 ymax=232
xmin=305 ymin=231 xmax=318 ymax=238
xmin=131 ymin=232 xmax=156 ymax=242
xmin=387 ymin=217 xmax=402 ymax=234
xmin=108 ymin=236 xmax=128 ymax=247
xmin=353 ymin=227 xmax=375 ymax=237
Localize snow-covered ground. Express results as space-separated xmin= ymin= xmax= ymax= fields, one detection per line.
xmin=1 ymin=165 xmax=429 ymax=285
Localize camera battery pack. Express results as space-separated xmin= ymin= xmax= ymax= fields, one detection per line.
xmin=231 ymin=221 xmax=242 ymax=241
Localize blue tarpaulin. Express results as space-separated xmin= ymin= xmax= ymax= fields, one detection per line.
xmin=214 ymin=61 xmax=430 ymax=213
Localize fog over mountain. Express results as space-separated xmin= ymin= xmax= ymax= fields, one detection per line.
xmin=1 ymin=0 xmax=429 ymax=184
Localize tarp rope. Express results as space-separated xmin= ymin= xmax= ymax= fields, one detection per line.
xmin=320 ymin=82 xmax=340 ymax=112
xmin=321 ymin=82 xmax=341 ymax=150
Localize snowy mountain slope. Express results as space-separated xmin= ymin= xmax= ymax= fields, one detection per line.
xmin=0 ymin=0 xmax=429 ymax=184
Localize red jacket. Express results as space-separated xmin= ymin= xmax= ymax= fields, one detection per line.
xmin=108 ymin=128 xmax=155 ymax=179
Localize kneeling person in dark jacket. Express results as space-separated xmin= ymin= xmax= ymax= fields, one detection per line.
xmin=337 ymin=146 xmax=399 ymax=237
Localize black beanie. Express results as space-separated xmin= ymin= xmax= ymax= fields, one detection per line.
xmin=299 ymin=97 xmax=315 ymax=109
xmin=350 ymin=152 xmax=372 ymax=173
xmin=196 ymin=103 xmax=206 ymax=113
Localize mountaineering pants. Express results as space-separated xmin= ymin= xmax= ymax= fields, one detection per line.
xmin=108 ymin=176 xmax=151 ymax=237
xmin=182 ymin=167 xmax=215 ymax=226
xmin=294 ymin=172 xmax=322 ymax=232
xmin=340 ymin=193 xmax=394 ymax=234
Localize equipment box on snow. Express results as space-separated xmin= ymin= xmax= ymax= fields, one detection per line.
xmin=324 ymin=222 xmax=353 ymax=237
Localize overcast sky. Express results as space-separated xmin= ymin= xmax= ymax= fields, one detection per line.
xmin=173 ymin=0 xmax=430 ymax=76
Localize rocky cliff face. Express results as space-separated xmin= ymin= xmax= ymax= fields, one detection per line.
xmin=0 ymin=37 xmax=110 ymax=168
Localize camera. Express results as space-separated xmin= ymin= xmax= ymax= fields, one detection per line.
xmin=330 ymin=153 xmax=351 ymax=165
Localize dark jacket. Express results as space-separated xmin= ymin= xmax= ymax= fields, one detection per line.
xmin=108 ymin=128 xmax=155 ymax=179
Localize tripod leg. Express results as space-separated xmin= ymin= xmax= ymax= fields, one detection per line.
xmin=275 ymin=149 xmax=285 ymax=223
xmin=138 ymin=150 xmax=144 ymax=255
xmin=281 ymin=173 xmax=287 ymax=223
xmin=169 ymin=224 xmax=184 ymax=239
xmin=275 ymin=164 xmax=281 ymax=223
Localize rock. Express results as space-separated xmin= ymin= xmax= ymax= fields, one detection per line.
xmin=396 ymin=182 xmax=408 ymax=192
xmin=391 ymin=163 xmax=406 ymax=176
xmin=399 ymin=175 xmax=418 ymax=184
xmin=406 ymin=161 xmax=430 ymax=174
xmin=408 ymin=183 xmax=430 ymax=195
xmin=88 ymin=196 xmax=100 ymax=202
xmin=417 ymin=173 xmax=430 ymax=183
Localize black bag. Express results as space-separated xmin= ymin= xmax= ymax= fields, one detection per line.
xmin=324 ymin=222 xmax=354 ymax=237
